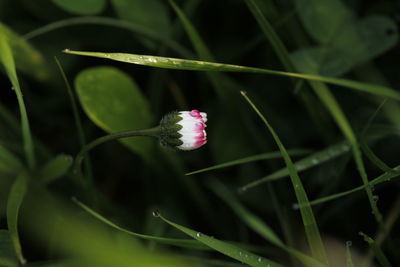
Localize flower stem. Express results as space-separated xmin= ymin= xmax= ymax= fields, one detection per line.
xmin=73 ymin=127 xmax=161 ymax=178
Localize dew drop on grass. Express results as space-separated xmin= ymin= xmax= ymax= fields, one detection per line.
xmin=346 ymin=241 xmax=352 ymax=247
xmin=311 ymin=158 xmax=318 ymax=164
xmin=372 ymin=195 xmax=379 ymax=202
xmin=196 ymin=232 xmax=202 ymax=237
xmin=152 ymin=210 xmax=160 ymax=217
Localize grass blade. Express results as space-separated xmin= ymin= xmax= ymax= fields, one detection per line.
xmin=186 ymin=149 xmax=311 ymax=176
xmin=240 ymin=91 xmax=329 ymax=265
xmin=6 ymin=172 xmax=29 ymax=265
xmin=208 ymin=179 xmax=326 ymax=267
xmin=0 ymin=29 xmax=35 ymax=169
xmin=157 ymin=213 xmax=284 ymax=267
xmin=240 ymin=141 xmax=350 ymax=191
xmin=72 ymin=198 xmax=209 ymax=250
xmin=62 ymin=50 xmax=400 ymax=100
xmin=359 ymin=232 xmax=392 ymax=267
xmin=301 ymin=165 xmax=400 ymax=207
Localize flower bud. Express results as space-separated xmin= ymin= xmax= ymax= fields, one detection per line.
xmin=159 ymin=110 xmax=207 ymax=151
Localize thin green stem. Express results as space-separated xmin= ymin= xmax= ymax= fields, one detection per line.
xmin=73 ymin=127 xmax=161 ymax=179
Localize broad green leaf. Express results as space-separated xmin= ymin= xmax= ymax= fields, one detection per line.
xmin=208 ymin=180 xmax=325 ymax=267
xmin=240 ymin=142 xmax=350 ymax=191
xmin=359 ymin=232 xmax=392 ymax=267
xmin=295 ymin=0 xmax=354 ymax=43
xmin=0 ymin=26 xmax=36 ymax=169
xmin=291 ymin=16 xmax=398 ymax=77
xmin=6 ymin=172 xmax=29 ymax=265
xmin=186 ymin=149 xmax=311 ymax=176
xmin=37 ymin=154 xmax=73 ymax=184
xmin=0 ymin=145 xmax=23 ymax=175
xmin=111 ymin=0 xmax=171 ymax=36
xmin=52 ymin=0 xmax=106 ymax=15
xmin=158 ymin=214 xmax=283 ymax=267
xmin=63 ymin=50 xmax=400 ymax=101
xmin=73 ymin=198 xmax=209 ymax=250
xmin=0 ymin=23 xmax=49 ymax=81
xmin=241 ymin=91 xmax=328 ymax=265
xmin=75 ymin=66 xmax=154 ymax=161
xmin=0 ymin=230 xmax=18 ymax=267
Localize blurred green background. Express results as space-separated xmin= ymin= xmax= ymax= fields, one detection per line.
xmin=1 ymin=0 xmax=400 ymax=266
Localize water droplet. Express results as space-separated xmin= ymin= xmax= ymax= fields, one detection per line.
xmin=311 ymin=158 xmax=318 ymax=164
xmin=346 ymin=241 xmax=352 ymax=247
xmin=372 ymin=195 xmax=379 ymax=202
xmin=196 ymin=232 xmax=202 ymax=238
xmin=152 ymin=210 xmax=160 ymax=217
xmin=63 ymin=48 xmax=70 ymax=52
xmin=258 ymin=257 xmax=263 ymax=262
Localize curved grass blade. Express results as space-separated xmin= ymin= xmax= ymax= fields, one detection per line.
xmin=359 ymin=232 xmax=392 ymax=267
xmin=240 ymin=141 xmax=350 ymax=191
xmin=6 ymin=172 xmax=29 ymax=265
xmin=157 ymin=213 xmax=283 ymax=267
xmin=241 ymin=91 xmax=328 ymax=265
xmin=301 ymin=165 xmax=400 ymax=207
xmin=72 ymin=198 xmax=208 ymax=250
xmin=0 ymin=30 xmax=35 ymax=169
xmin=62 ymin=50 xmax=400 ymax=100
xmin=208 ymin=179 xmax=325 ymax=267
xmin=186 ymin=149 xmax=311 ymax=176
xmin=23 ymin=16 xmax=193 ymax=58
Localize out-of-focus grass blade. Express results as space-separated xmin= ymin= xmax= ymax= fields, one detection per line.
xmin=240 ymin=91 xmax=329 ymax=265
xmin=37 ymin=154 xmax=73 ymax=184
xmin=345 ymin=241 xmax=354 ymax=267
xmin=0 ymin=145 xmax=23 ymax=175
xmin=0 ymin=23 xmax=49 ymax=81
xmin=24 ymin=17 xmax=193 ymax=58
xmin=240 ymin=141 xmax=350 ymax=191
xmin=6 ymin=172 xmax=29 ymax=265
xmin=62 ymin=50 xmax=400 ymax=100
xmin=208 ymin=179 xmax=325 ymax=267
xmin=186 ymin=149 xmax=311 ymax=176
xmin=0 ymin=230 xmax=18 ymax=267
xmin=0 ymin=30 xmax=36 ymax=169
xmin=158 ymin=213 xmax=283 ymax=267
xmin=312 ymin=83 xmax=383 ymax=225
xmin=301 ymin=165 xmax=400 ymax=207
xmin=73 ymin=198 xmax=208 ymax=250
xmin=359 ymin=232 xmax=392 ymax=267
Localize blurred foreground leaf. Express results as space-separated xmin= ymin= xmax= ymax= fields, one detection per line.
xmin=0 ymin=230 xmax=18 ymax=267
xmin=6 ymin=172 xmax=28 ymax=265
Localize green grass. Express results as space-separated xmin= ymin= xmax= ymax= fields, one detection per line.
xmin=0 ymin=1 xmax=399 ymax=266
